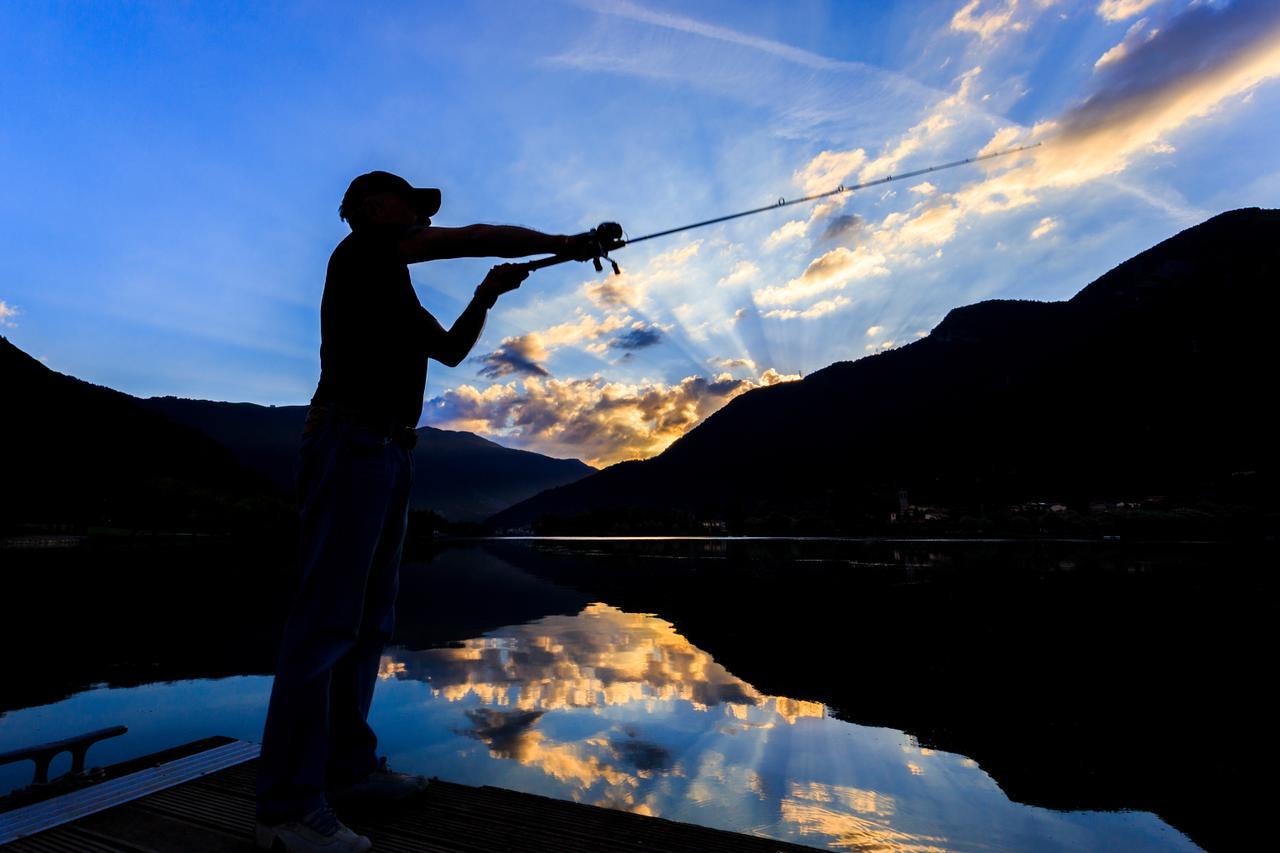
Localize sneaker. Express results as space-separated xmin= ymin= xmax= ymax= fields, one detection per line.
xmin=254 ymin=803 xmax=372 ymax=852
xmin=328 ymin=756 xmax=430 ymax=806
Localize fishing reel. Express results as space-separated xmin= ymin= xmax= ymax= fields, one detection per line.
xmin=515 ymin=222 xmax=626 ymax=276
xmin=584 ymin=221 xmax=625 ymax=275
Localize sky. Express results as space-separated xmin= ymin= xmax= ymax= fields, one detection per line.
xmin=3 ymin=0 xmax=1279 ymax=467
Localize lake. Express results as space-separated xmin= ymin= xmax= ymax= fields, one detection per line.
xmin=3 ymin=538 xmax=1271 ymax=851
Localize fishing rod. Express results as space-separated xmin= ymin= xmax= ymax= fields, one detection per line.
xmin=518 ymin=142 xmax=1040 ymax=276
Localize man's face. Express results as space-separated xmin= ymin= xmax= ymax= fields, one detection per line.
xmin=362 ymin=191 xmax=431 ymax=228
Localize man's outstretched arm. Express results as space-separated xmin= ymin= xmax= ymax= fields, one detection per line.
xmin=425 ymin=264 xmax=529 ymax=368
xmin=401 ymin=224 xmax=581 ymax=264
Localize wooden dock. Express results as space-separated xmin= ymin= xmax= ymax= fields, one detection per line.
xmin=1 ymin=736 xmax=823 ymax=852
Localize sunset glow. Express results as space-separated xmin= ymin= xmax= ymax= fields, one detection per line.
xmin=3 ymin=1 xmax=1277 ymax=466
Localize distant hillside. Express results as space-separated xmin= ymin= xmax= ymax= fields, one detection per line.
xmin=142 ymin=398 xmax=594 ymax=522
xmin=491 ymin=208 xmax=1280 ymax=532
xmin=0 ymin=337 xmax=279 ymax=531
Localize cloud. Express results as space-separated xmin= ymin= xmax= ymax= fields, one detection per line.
xmin=950 ymin=1 xmax=1027 ymax=43
xmin=715 ymin=260 xmax=759 ymax=288
xmin=384 ymin=602 xmax=822 ymax=722
xmin=582 ymin=278 xmax=635 ymax=309
xmin=773 ymin=63 xmax=972 ymax=227
xmin=583 ymin=241 xmax=702 ymax=311
xmin=753 ymin=246 xmax=889 ymax=307
xmin=1055 ymin=0 xmax=1280 ymax=158
xmin=552 ymin=0 xmax=950 ymax=144
xmin=476 ymin=312 xmax=630 ymax=378
xmin=708 ymin=356 xmax=757 ymax=371
xmin=767 ymin=63 xmax=983 ymax=256
xmin=764 ymin=219 xmax=810 ymax=250
xmin=608 ymin=322 xmax=664 ymax=351
xmin=818 ymin=214 xmax=865 ymax=244
xmin=782 ymin=783 xmax=948 ymax=851
xmin=882 ymin=197 xmax=974 ymax=249
xmin=426 ymin=368 xmax=799 ymax=466
xmin=464 ymin=707 xmax=636 ymax=789
xmin=1030 ymin=216 xmax=1058 ymax=239
xmin=859 ymin=66 xmax=983 ymax=181
xmin=1096 ymin=0 xmax=1163 ymax=23
xmin=1094 ymin=17 xmax=1158 ymax=71
xmin=0 ymin=300 xmax=18 ymax=328
xmin=795 ymin=148 xmax=867 ymax=196
xmin=866 ymin=0 xmax=1280 ymax=258
xmin=578 ymin=0 xmax=870 ymax=72
xmin=464 ymin=708 xmax=547 ymax=760
xmin=909 ymin=181 xmax=938 ymax=196
xmin=1008 ymin=0 xmax=1280 ymax=188
xmin=865 ymin=325 xmax=885 ymax=337
xmin=762 ymin=296 xmax=851 ymax=321
xmin=780 ymin=147 xmax=876 ymax=227
xmin=477 ymin=338 xmax=552 ymax=379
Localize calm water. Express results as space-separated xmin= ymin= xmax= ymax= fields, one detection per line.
xmin=2 ymin=538 xmax=1249 ymax=851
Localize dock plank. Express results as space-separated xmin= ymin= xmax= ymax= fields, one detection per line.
xmin=4 ymin=743 xmax=823 ymax=852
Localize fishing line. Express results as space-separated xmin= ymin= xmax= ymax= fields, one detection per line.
xmin=517 ymin=142 xmax=1040 ymax=275
xmin=502 ymin=142 xmax=1042 ymax=379
xmin=625 ymin=142 xmax=1041 ymax=246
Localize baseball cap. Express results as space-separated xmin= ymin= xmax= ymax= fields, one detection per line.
xmin=340 ymin=171 xmax=442 ymax=221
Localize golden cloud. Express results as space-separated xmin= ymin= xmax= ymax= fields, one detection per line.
xmin=1030 ymin=216 xmax=1058 ymax=239
xmin=796 ymin=148 xmax=868 ymax=196
xmin=765 ymin=218 xmax=811 ymax=249
xmin=426 ymin=367 xmax=799 ymax=466
xmin=776 ymin=64 xmax=981 ymax=250
xmin=1094 ymin=17 xmax=1157 ymax=71
xmin=781 ymin=795 xmax=952 ymax=853
xmin=763 ymin=296 xmax=851 ymax=321
xmin=788 ymin=780 xmax=896 ymax=818
xmin=583 ymin=241 xmax=703 ymax=311
xmin=709 ymin=356 xmax=758 ymax=371
xmin=715 ymin=260 xmax=760 ymax=288
xmin=753 ymin=246 xmax=889 ymax=307
xmin=950 ymin=0 xmax=1026 ymax=43
xmin=779 ymin=779 xmax=962 ymax=852
xmin=383 ymin=604 xmax=826 ymax=720
xmin=857 ymin=67 xmax=980 ymax=183
xmin=381 ymin=604 xmax=829 ymax=804
xmin=464 ymin=708 xmax=638 ymax=790
xmin=1096 ymin=0 xmax=1161 ymax=23
xmin=1007 ymin=0 xmax=1280 ymax=190
xmin=863 ymin=0 xmax=1280 ymax=259
xmin=477 ymin=312 xmax=630 ymax=378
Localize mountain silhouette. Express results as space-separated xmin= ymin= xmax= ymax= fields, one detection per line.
xmin=1 ymin=336 xmax=279 ymax=530
xmin=491 ymin=208 xmax=1279 ymax=532
xmin=0 ymin=336 xmax=594 ymax=528
xmin=141 ymin=397 xmax=594 ymax=521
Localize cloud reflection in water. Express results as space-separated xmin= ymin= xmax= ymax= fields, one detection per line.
xmin=377 ymin=604 xmax=1197 ymax=852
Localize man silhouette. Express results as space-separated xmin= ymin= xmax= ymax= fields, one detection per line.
xmin=255 ymin=171 xmax=614 ymax=852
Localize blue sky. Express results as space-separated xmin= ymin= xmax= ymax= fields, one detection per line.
xmin=3 ymin=1 xmax=1278 ymax=464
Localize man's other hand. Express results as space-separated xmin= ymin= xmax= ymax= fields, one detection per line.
xmin=476 ymin=263 xmax=529 ymax=307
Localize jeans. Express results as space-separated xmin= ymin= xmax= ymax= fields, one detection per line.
xmin=255 ymin=418 xmax=413 ymax=823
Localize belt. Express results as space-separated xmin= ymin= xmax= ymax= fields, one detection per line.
xmin=305 ymin=403 xmax=418 ymax=450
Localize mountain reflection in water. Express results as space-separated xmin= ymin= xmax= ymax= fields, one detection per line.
xmin=377 ymin=604 xmax=1195 ymax=852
